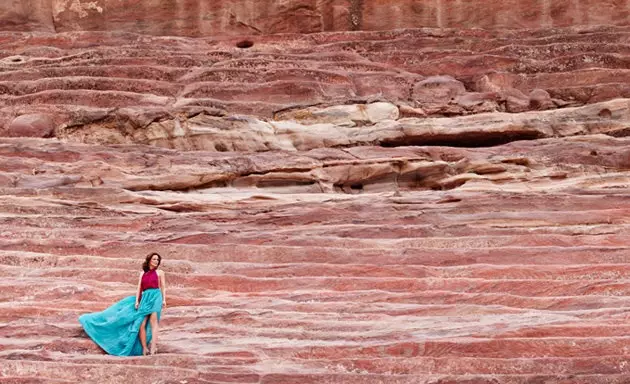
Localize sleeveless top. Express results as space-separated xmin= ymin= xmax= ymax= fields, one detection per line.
xmin=141 ymin=269 xmax=159 ymax=291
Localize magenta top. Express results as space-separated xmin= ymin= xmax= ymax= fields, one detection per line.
xmin=141 ymin=269 xmax=160 ymax=291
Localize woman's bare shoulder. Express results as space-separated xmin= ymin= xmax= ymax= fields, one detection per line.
xmin=157 ymin=269 xmax=165 ymax=276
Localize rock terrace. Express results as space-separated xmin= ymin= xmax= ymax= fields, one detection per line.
xmin=1 ymin=22 xmax=630 ymax=384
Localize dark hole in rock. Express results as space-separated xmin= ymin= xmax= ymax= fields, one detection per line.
xmin=10 ymin=57 xmax=22 ymax=62
xmin=333 ymin=183 xmax=364 ymax=194
xmin=590 ymin=150 xmax=598 ymax=156
xmin=529 ymin=99 xmax=541 ymax=109
xmin=195 ymin=180 xmax=230 ymax=190
xmin=236 ymin=40 xmax=254 ymax=49
xmin=437 ymin=196 xmax=462 ymax=204
xmin=350 ymin=183 xmax=363 ymax=190
xmin=380 ymin=131 xmax=544 ymax=148
xmin=257 ymin=179 xmax=316 ymax=188
xmin=608 ymin=128 xmax=630 ymax=138
xmin=215 ymin=143 xmax=229 ymax=152
xmin=598 ymin=108 xmax=612 ymax=119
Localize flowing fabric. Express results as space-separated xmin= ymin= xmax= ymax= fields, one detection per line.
xmin=79 ymin=288 xmax=163 ymax=356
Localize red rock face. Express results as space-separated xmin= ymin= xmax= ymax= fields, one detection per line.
xmin=361 ymin=0 xmax=630 ymax=30
xmin=1 ymin=25 xmax=630 ymax=146
xmin=2 ymin=136 xmax=630 ymax=383
xmin=2 ymin=3 xmax=630 ymax=384
xmin=0 ymin=0 xmax=628 ymax=35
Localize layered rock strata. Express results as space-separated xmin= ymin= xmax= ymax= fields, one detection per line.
xmin=1 ymin=0 xmax=629 ymax=35
xmin=1 ymin=23 xmax=630 ymax=384
xmin=1 ymin=26 xmax=630 ymax=149
xmin=1 ymin=135 xmax=630 ymax=383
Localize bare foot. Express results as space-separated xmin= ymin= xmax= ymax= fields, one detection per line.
xmin=149 ymin=343 xmax=157 ymax=355
xmin=142 ymin=347 xmax=149 ymax=356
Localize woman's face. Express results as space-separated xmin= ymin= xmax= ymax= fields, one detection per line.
xmin=150 ymin=255 xmax=160 ymax=269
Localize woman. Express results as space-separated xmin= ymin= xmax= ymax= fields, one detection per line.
xmin=79 ymin=253 xmax=167 ymax=356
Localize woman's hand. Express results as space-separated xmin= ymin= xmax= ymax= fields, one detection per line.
xmin=162 ymin=300 xmax=167 ymax=309
xmin=134 ymin=301 xmax=139 ymax=310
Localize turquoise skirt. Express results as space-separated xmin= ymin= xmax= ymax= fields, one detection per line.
xmin=79 ymin=288 xmax=163 ymax=356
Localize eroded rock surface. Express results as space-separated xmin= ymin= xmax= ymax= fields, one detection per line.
xmin=1 ymin=17 xmax=630 ymax=384
xmin=1 ymin=26 xmax=630 ymax=150
xmin=2 ymin=134 xmax=630 ymax=383
xmin=1 ymin=0 xmax=629 ymax=36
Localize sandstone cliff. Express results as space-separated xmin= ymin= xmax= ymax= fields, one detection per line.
xmin=1 ymin=0 xmax=629 ymax=36
xmin=2 ymin=3 xmax=630 ymax=384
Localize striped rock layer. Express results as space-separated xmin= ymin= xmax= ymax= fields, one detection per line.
xmin=1 ymin=22 xmax=630 ymax=384
xmin=2 ymin=0 xmax=630 ymax=36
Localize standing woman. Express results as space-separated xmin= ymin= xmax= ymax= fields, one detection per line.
xmin=79 ymin=253 xmax=167 ymax=356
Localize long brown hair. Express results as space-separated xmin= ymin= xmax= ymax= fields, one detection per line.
xmin=142 ymin=252 xmax=162 ymax=272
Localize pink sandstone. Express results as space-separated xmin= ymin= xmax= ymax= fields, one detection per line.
xmin=0 ymin=4 xmax=629 ymax=384
xmin=1 ymin=0 xmax=629 ymax=36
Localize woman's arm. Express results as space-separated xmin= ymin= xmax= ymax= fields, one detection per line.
xmin=159 ymin=270 xmax=166 ymax=308
xmin=135 ymin=271 xmax=143 ymax=309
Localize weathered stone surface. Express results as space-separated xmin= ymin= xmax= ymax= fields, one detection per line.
xmin=413 ymin=75 xmax=467 ymax=107
xmin=45 ymin=99 xmax=630 ymax=151
xmin=1 ymin=134 xmax=630 ymax=383
xmin=1 ymin=26 xmax=630 ymax=144
xmin=276 ymin=102 xmax=399 ymax=127
xmin=4 ymin=114 xmax=55 ymax=138
xmin=1 ymin=8 xmax=630 ymax=384
xmin=0 ymin=0 xmax=629 ymax=36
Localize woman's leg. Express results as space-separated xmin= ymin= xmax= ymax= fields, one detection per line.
xmin=149 ymin=312 xmax=159 ymax=355
xmin=139 ymin=316 xmax=149 ymax=356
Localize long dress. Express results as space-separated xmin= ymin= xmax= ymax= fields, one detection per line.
xmin=79 ymin=269 xmax=163 ymax=356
